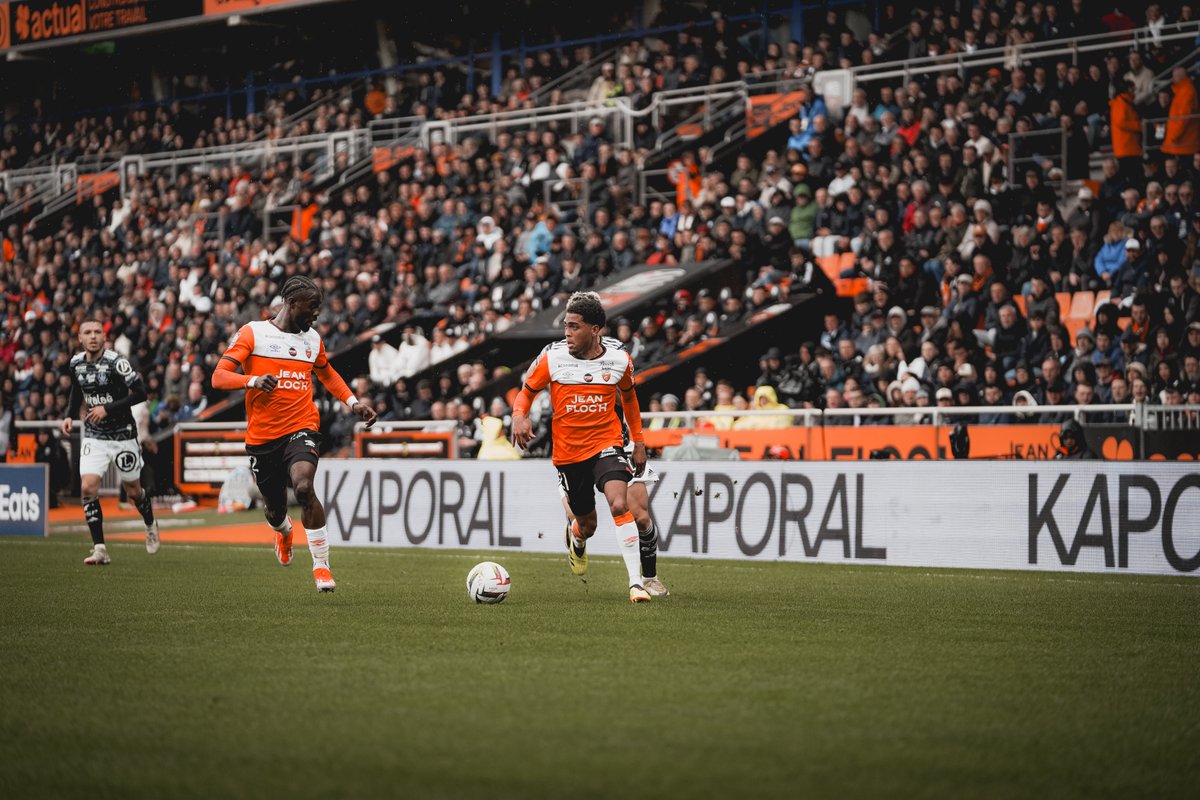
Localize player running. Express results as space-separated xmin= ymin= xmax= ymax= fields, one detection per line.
xmin=212 ymin=275 xmax=377 ymax=592
xmin=557 ymin=336 xmax=667 ymax=596
xmin=60 ymin=319 xmax=160 ymax=565
xmin=511 ymin=292 xmax=652 ymax=603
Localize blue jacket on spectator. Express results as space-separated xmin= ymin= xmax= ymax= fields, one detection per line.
xmin=792 ymin=95 xmax=829 ymax=152
xmin=1093 ymin=240 xmax=1125 ymax=278
xmin=526 ymin=221 xmax=554 ymax=260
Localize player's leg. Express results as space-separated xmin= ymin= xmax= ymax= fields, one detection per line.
xmin=627 ymin=478 xmax=668 ymax=596
xmin=248 ymin=445 xmax=293 ymax=566
xmin=115 ymin=439 xmax=158 ymax=554
xmin=286 ymin=438 xmax=334 ymax=592
xmin=600 ymin=475 xmax=648 ymax=602
xmin=78 ymin=438 xmax=110 ymax=564
xmin=560 ymin=463 xmax=596 ymax=576
xmin=80 ymin=472 xmax=110 ymax=564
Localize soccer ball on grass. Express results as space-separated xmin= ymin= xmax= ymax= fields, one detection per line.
xmin=466 ymin=561 xmax=511 ymax=604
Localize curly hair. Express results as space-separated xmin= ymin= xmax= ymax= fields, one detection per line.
xmin=565 ymin=291 xmax=606 ymax=327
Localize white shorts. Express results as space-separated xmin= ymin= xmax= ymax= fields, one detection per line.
xmin=80 ymin=437 xmax=143 ymax=482
xmin=556 ymin=462 xmax=658 ymax=499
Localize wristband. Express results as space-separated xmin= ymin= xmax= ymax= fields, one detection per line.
xmin=345 ymin=396 xmax=361 ymax=409
xmin=247 ymin=376 xmax=259 ymax=389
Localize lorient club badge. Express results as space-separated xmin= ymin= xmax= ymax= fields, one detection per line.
xmin=306 ymin=346 xmax=313 ymax=358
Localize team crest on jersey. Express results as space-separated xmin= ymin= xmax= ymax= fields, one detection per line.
xmin=602 ymin=371 xmax=611 ymax=381
xmin=288 ymin=346 xmax=297 ymax=357
xmin=305 ymin=346 xmax=313 ymax=359
xmin=583 ymin=373 xmax=593 ymax=382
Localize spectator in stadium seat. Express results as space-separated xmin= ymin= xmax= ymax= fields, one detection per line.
xmin=1092 ymin=223 xmax=1130 ymax=289
xmin=368 ymin=335 xmax=400 ymax=387
xmin=1111 ymin=238 xmax=1149 ymax=300
xmin=176 ymin=382 xmax=209 ymax=423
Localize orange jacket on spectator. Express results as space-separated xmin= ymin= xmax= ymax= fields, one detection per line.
xmin=1109 ymin=92 xmax=1143 ymax=158
xmin=1162 ymin=75 xmax=1200 ymax=156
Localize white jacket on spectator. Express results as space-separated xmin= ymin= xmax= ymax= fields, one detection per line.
xmin=369 ymin=341 xmax=402 ymax=386
xmin=396 ymin=333 xmax=432 ymax=377
xmin=430 ymin=333 xmax=468 ymax=365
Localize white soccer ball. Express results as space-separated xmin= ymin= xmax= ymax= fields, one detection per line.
xmin=466 ymin=561 xmax=511 ymax=604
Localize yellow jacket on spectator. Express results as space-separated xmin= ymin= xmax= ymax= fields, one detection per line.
xmin=733 ymin=386 xmax=793 ymax=429
xmin=707 ymin=403 xmax=741 ymax=430
xmin=477 ymin=416 xmax=522 ymax=461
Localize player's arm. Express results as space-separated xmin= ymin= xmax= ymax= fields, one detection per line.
xmin=314 ymin=342 xmax=377 ymax=428
xmin=511 ymin=350 xmax=551 ymax=449
xmin=212 ymin=325 xmax=276 ymax=392
xmin=91 ymin=356 xmax=148 ymax=423
xmin=618 ymin=355 xmax=647 ymax=475
xmin=61 ymin=377 xmax=83 ymax=436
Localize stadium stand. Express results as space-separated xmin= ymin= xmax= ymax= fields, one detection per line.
xmin=3 ymin=1 xmax=1200 ymax=491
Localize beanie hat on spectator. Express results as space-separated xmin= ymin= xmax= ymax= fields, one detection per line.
xmin=935 ymin=387 xmax=953 ymax=401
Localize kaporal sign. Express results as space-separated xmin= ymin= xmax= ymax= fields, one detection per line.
xmin=318 ymin=460 xmax=1200 ymax=576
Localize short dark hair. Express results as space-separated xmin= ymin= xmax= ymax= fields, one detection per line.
xmin=281 ymin=275 xmax=322 ymax=306
xmin=565 ymin=291 xmax=606 ymax=327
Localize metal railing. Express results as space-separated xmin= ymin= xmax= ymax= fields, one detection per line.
xmin=640 ymin=404 xmax=1142 ymax=428
xmin=1142 ymin=112 xmax=1200 ymax=155
xmin=850 ymin=21 xmax=1200 ymax=88
xmin=422 ymin=98 xmax=634 ymax=151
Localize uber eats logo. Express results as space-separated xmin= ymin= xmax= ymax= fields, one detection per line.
xmin=0 ymin=483 xmax=41 ymax=522
xmin=1029 ymin=473 xmax=1200 ymax=573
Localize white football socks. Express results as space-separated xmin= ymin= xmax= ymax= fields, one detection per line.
xmin=269 ymin=516 xmax=293 ymax=534
xmin=306 ymin=525 xmax=330 ymax=569
xmin=614 ymin=513 xmax=642 ymax=587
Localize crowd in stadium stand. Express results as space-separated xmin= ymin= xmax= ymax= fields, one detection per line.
xmin=3 ymin=2 xmax=1200 ymax=474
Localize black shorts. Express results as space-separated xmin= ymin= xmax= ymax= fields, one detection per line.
xmin=246 ymin=429 xmax=321 ymax=506
xmin=556 ymin=446 xmax=632 ymax=518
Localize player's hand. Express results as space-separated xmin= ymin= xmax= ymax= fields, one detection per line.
xmin=86 ymin=406 xmax=108 ymax=424
xmin=511 ymin=414 xmax=533 ymax=449
xmin=255 ymin=374 xmax=279 ymax=393
xmin=60 ymin=418 xmax=73 ymax=436
xmin=352 ymin=401 xmax=377 ymax=428
xmin=145 ymin=439 xmax=159 ymax=454
xmin=631 ymin=442 xmax=647 ymax=476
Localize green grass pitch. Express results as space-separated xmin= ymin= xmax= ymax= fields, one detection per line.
xmin=1 ymin=536 xmax=1198 ymax=799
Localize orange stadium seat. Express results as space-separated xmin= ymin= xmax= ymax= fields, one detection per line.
xmin=1055 ymin=292 xmax=1071 ymax=321
xmin=1012 ymin=294 xmax=1027 ymax=316
xmin=1093 ymin=290 xmax=1111 ymax=313
xmin=837 ymin=252 xmax=856 ymax=272
xmin=817 ymin=255 xmax=840 ymax=280
xmin=1066 ymin=291 xmax=1095 ymax=321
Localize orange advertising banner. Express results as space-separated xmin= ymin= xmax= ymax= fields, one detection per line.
xmin=0 ymin=3 xmax=11 ymax=50
xmin=746 ymin=92 xmax=805 ymax=140
xmin=643 ymin=425 xmax=1063 ymax=461
xmin=203 ymin=0 xmax=311 ymax=15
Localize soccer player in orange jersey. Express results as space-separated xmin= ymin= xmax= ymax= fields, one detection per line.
xmin=511 ymin=291 xmax=652 ymax=603
xmin=212 ymin=276 xmax=377 ymax=592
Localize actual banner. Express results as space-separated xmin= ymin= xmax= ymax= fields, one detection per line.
xmin=0 ymin=463 xmax=48 ymax=536
xmin=318 ymin=460 xmax=1200 ymax=577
